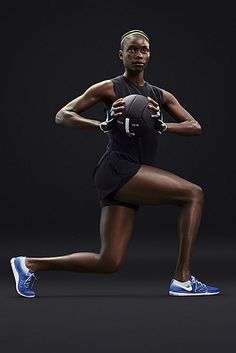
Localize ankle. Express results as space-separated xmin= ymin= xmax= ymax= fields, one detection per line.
xmin=174 ymin=273 xmax=190 ymax=282
xmin=25 ymin=258 xmax=36 ymax=273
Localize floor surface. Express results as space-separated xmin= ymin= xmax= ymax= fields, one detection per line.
xmin=1 ymin=233 xmax=235 ymax=353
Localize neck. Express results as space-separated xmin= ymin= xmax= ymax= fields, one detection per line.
xmin=123 ymin=70 xmax=145 ymax=86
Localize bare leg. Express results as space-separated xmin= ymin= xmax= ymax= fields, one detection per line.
xmin=114 ymin=164 xmax=204 ymax=282
xmin=26 ymin=205 xmax=135 ymax=273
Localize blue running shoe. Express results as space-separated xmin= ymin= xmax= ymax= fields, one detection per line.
xmin=10 ymin=257 xmax=36 ymax=298
xmin=169 ymin=275 xmax=220 ymax=296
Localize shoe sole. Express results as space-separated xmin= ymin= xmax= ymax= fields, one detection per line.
xmin=169 ymin=291 xmax=220 ymax=296
xmin=10 ymin=257 xmax=35 ymax=298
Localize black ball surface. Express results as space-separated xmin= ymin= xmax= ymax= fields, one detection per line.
xmin=116 ymin=94 xmax=156 ymax=137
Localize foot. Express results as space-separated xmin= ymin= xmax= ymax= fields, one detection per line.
xmin=10 ymin=256 xmax=37 ymax=298
xmin=169 ymin=275 xmax=220 ymax=296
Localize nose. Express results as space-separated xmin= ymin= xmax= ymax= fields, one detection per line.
xmin=135 ymin=50 xmax=143 ymax=58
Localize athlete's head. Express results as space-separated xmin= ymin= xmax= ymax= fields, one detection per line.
xmin=119 ymin=30 xmax=150 ymax=72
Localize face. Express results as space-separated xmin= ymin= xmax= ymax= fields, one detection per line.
xmin=119 ymin=35 xmax=150 ymax=72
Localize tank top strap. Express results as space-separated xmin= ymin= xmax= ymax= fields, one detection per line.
xmin=149 ymin=85 xmax=164 ymax=107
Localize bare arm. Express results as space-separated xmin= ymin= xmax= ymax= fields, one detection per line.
xmin=55 ymin=80 xmax=114 ymax=130
xmin=161 ymin=90 xmax=202 ymax=136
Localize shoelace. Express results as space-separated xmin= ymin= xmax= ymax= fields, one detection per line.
xmin=191 ymin=276 xmax=207 ymax=292
xmin=24 ymin=272 xmax=37 ymax=289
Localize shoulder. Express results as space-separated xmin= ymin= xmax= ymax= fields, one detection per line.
xmin=88 ymin=79 xmax=113 ymax=95
xmin=84 ymin=79 xmax=116 ymax=103
xmin=92 ymin=76 xmax=123 ymax=92
xmin=161 ymin=89 xmax=179 ymax=107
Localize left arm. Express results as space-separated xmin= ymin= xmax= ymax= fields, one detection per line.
xmin=149 ymin=90 xmax=202 ymax=136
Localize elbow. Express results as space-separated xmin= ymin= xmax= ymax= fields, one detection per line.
xmin=192 ymin=121 xmax=202 ymax=135
xmin=55 ymin=109 xmax=66 ymax=125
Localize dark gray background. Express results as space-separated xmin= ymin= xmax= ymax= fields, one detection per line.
xmin=1 ymin=0 xmax=235 ymax=234
xmin=1 ymin=1 xmax=236 ymax=352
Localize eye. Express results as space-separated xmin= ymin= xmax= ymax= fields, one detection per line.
xmin=127 ymin=48 xmax=135 ymax=53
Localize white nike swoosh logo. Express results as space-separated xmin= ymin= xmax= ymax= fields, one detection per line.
xmin=177 ymin=284 xmax=193 ymax=291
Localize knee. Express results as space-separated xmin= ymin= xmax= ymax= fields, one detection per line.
xmin=189 ymin=184 xmax=204 ymax=204
xmin=98 ymin=255 xmax=123 ymax=273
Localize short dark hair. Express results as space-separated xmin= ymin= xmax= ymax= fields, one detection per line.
xmin=120 ymin=30 xmax=149 ymax=49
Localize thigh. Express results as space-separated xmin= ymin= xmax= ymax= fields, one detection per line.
xmin=114 ymin=164 xmax=200 ymax=206
xmin=99 ymin=205 xmax=136 ymax=262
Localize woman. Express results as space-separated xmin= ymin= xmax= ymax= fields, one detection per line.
xmin=10 ymin=30 xmax=220 ymax=297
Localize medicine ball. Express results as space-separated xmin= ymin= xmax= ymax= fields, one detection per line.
xmin=116 ymin=94 xmax=157 ymax=137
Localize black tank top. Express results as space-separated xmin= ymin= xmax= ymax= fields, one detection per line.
xmin=104 ymin=75 xmax=164 ymax=166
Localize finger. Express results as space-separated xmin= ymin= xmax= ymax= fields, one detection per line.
xmin=113 ymin=112 xmax=123 ymax=117
xmin=148 ymin=101 xmax=159 ymax=108
xmin=151 ymin=114 xmax=158 ymax=118
xmin=112 ymin=106 xmax=124 ymax=112
xmin=147 ymin=96 xmax=159 ymax=106
xmin=113 ymin=98 xmax=124 ymax=106
xmin=113 ymin=102 xmax=125 ymax=109
xmin=148 ymin=104 xmax=159 ymax=112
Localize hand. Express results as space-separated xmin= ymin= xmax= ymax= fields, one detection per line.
xmin=147 ymin=96 xmax=167 ymax=134
xmin=110 ymin=98 xmax=125 ymax=117
xmin=99 ymin=98 xmax=125 ymax=133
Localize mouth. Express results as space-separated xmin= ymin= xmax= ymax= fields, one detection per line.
xmin=133 ymin=62 xmax=145 ymax=66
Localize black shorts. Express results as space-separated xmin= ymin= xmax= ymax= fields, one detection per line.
xmin=100 ymin=196 xmax=139 ymax=211
xmin=93 ymin=151 xmax=140 ymax=211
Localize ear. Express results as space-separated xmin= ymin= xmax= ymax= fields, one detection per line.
xmin=119 ymin=49 xmax=123 ymax=60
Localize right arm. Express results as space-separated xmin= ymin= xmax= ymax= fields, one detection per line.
xmin=55 ymin=80 xmax=115 ymax=130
